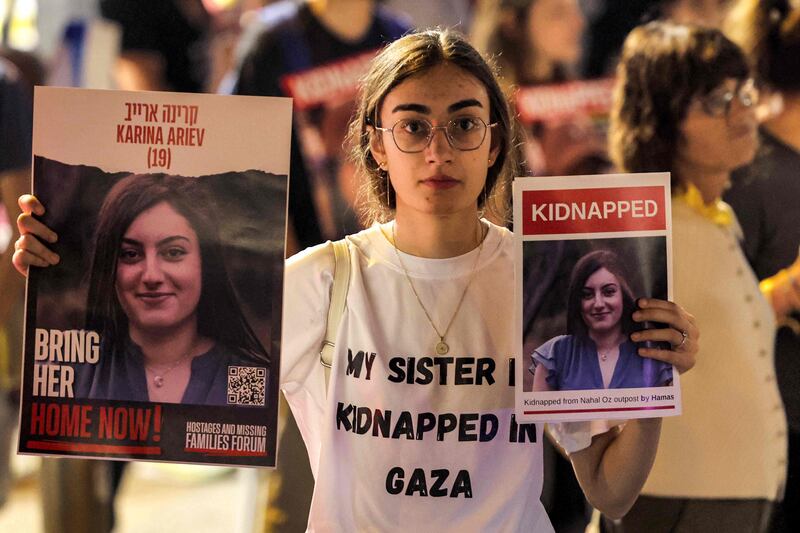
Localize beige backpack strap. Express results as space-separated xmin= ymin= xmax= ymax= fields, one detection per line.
xmin=320 ymin=238 xmax=350 ymax=392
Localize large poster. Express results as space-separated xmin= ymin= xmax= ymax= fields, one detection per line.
xmin=17 ymin=87 xmax=291 ymax=466
xmin=514 ymin=173 xmax=681 ymax=422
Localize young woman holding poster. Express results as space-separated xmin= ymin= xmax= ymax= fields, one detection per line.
xmin=531 ymin=249 xmax=673 ymax=391
xmin=16 ymin=30 xmax=699 ymax=531
xmin=607 ymin=20 xmax=788 ymax=531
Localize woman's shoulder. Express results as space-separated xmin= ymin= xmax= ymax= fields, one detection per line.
xmin=284 ymin=239 xmax=338 ymax=301
xmin=286 ymin=225 xmax=382 ymax=274
xmin=282 ymin=228 xmax=383 ymax=326
xmin=533 ymin=334 xmax=572 ymax=358
xmin=479 ymin=219 xmax=514 ymax=264
xmin=531 ymin=335 xmax=574 ymax=381
xmin=671 ymin=199 xmax=731 ymax=247
xmin=484 ymin=219 xmax=512 ymax=240
xmin=286 ymin=240 xmax=335 ymax=273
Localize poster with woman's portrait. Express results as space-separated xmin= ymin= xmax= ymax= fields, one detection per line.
xmin=17 ymin=87 xmax=291 ymax=467
xmin=513 ymin=173 xmax=681 ymax=422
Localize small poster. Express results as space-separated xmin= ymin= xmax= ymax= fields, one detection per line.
xmin=514 ymin=173 xmax=681 ymax=422
xmin=17 ymin=87 xmax=291 ymax=466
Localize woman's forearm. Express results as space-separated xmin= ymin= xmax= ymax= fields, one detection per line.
xmin=570 ymin=417 xmax=661 ymax=519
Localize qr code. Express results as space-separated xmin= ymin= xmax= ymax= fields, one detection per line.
xmin=227 ymin=366 xmax=267 ymax=406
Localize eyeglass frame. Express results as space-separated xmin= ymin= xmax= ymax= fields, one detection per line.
xmin=697 ymin=78 xmax=759 ymax=118
xmin=372 ymin=116 xmax=498 ymax=153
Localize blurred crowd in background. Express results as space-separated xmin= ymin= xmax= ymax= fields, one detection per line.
xmin=2 ymin=1 xmax=800 ymax=532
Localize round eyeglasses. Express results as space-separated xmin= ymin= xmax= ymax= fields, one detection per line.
xmin=698 ymin=78 xmax=759 ymax=118
xmin=374 ymin=116 xmax=497 ymax=153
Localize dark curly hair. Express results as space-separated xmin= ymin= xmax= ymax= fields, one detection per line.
xmin=609 ymin=21 xmax=749 ymax=187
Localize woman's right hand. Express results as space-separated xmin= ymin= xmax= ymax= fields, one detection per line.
xmin=12 ymin=194 xmax=60 ymax=276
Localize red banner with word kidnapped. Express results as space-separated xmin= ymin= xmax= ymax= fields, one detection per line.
xmin=521 ymin=186 xmax=667 ymax=235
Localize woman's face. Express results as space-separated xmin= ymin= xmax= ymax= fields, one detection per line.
xmin=580 ymin=267 xmax=624 ymax=335
xmin=664 ymin=0 xmax=730 ymax=29
xmin=115 ymin=201 xmax=202 ymax=336
xmin=370 ymin=62 xmax=500 ymax=219
xmin=676 ymin=77 xmax=758 ymax=190
xmin=527 ymin=0 xmax=585 ymax=67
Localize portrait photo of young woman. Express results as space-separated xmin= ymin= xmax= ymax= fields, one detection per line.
xmin=530 ymin=248 xmax=674 ymax=392
xmin=22 ymin=157 xmax=282 ymax=409
xmin=79 ymin=173 xmax=271 ymax=405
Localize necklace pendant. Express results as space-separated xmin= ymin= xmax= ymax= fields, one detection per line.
xmin=435 ymin=340 xmax=449 ymax=355
xmin=153 ymin=375 xmax=164 ymax=388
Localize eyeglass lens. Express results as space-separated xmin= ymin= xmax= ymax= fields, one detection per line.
xmin=702 ymin=79 xmax=758 ymax=117
xmin=389 ymin=117 xmax=489 ymax=152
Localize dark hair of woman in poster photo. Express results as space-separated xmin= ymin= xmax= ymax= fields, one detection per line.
xmin=81 ymin=173 xmax=269 ymax=405
xmin=531 ymin=249 xmax=673 ymax=391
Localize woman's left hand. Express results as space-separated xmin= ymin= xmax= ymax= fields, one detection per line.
xmin=630 ymin=299 xmax=698 ymax=374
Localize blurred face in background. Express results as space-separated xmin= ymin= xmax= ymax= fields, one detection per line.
xmin=527 ymin=0 xmax=586 ymax=68
xmin=663 ymin=0 xmax=731 ymax=29
xmin=676 ymin=77 xmax=758 ymax=199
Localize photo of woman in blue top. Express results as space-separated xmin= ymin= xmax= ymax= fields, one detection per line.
xmin=531 ymin=249 xmax=674 ymax=391
xmin=80 ymin=173 xmax=271 ymax=405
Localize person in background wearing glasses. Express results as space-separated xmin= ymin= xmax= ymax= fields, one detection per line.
xmin=16 ymin=29 xmax=701 ymax=531
xmin=607 ymin=21 xmax=787 ymax=532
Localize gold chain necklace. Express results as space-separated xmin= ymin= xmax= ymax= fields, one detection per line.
xmin=390 ymin=221 xmax=485 ymax=355
xmin=146 ymin=351 xmax=193 ymax=388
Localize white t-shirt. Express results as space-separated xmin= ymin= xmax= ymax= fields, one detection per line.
xmin=281 ymin=221 xmax=601 ymax=532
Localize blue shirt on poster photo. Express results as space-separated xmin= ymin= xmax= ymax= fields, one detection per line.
xmin=75 ymin=341 xmax=255 ymax=406
xmin=531 ymin=335 xmax=672 ymax=390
